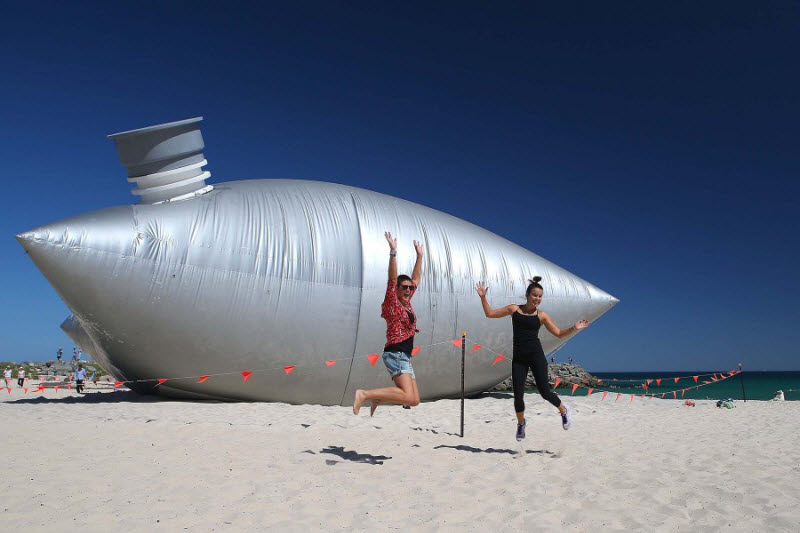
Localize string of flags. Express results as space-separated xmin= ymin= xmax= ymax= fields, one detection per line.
xmin=4 ymin=336 xmax=739 ymax=401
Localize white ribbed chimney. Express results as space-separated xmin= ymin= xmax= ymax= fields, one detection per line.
xmin=108 ymin=117 xmax=213 ymax=204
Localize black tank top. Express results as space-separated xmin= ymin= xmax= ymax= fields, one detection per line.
xmin=512 ymin=309 xmax=544 ymax=362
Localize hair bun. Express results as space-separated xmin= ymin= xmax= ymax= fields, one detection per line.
xmin=530 ymin=276 xmax=542 ymax=283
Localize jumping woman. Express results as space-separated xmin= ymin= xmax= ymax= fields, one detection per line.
xmin=353 ymin=232 xmax=423 ymax=415
xmin=475 ymin=277 xmax=589 ymax=440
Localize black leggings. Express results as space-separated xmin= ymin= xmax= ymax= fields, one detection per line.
xmin=512 ymin=355 xmax=561 ymax=413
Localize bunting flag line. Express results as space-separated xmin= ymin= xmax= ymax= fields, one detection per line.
xmin=450 ymin=339 xmax=462 ymax=347
xmin=554 ymin=378 xmax=561 ymax=389
xmin=491 ymin=354 xmax=505 ymax=366
xmin=241 ymin=371 xmax=252 ymax=383
xmin=283 ymin=366 xmax=295 ymax=375
xmin=325 ymin=360 xmax=337 ymax=367
xmin=571 ymin=384 xmax=579 ymax=395
xmin=469 ymin=343 xmax=482 ymax=353
xmin=367 ymin=354 xmax=379 ymax=366
xmin=411 ymin=346 xmax=421 ymax=356
xmin=197 ymin=375 xmax=209 ymax=384
xmin=602 ymin=391 xmax=608 ymax=400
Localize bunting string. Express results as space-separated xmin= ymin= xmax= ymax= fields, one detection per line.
xmin=5 ymin=335 xmax=744 ymax=401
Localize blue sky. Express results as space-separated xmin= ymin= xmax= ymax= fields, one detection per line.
xmin=2 ymin=2 xmax=797 ymax=370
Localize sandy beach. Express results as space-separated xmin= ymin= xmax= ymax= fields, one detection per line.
xmin=2 ymin=388 xmax=798 ymax=532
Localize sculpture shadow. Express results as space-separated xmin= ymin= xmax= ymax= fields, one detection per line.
xmin=5 ymin=391 xmax=165 ymax=405
xmin=320 ymin=445 xmax=391 ymax=465
xmin=434 ymin=444 xmax=557 ymax=457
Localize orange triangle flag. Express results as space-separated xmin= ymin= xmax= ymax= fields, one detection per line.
xmin=615 ymin=393 xmax=621 ymax=402
xmin=656 ymin=379 xmax=662 ymax=386
xmin=630 ymin=394 xmax=634 ymax=402
xmin=325 ymin=360 xmax=337 ymax=367
xmin=491 ymin=354 xmax=505 ymax=366
xmin=681 ymin=389 xmax=685 ymax=397
xmin=674 ymin=377 xmax=680 ymax=383
xmin=711 ymin=375 xmax=718 ymax=381
xmin=602 ymin=391 xmax=608 ymax=400
xmin=554 ymin=378 xmax=561 ymax=388
xmin=241 ymin=371 xmax=252 ymax=383
xmin=367 ymin=354 xmax=379 ymax=366
xmin=54 ymin=386 xmax=59 ymax=392
xmin=646 ymin=379 xmax=652 ymax=385
xmin=672 ymin=391 xmax=676 ymax=399
xmin=24 ymin=387 xmax=28 ymax=394
xmin=693 ymin=375 xmax=699 ymax=382
xmin=411 ymin=347 xmax=421 ymax=356
xmin=451 ymin=339 xmax=462 ymax=347
xmin=587 ymin=388 xmax=594 ymax=396
xmin=198 ymin=375 xmax=210 ymax=384
xmin=469 ymin=344 xmax=482 ymax=353
xmin=157 ymin=378 xmax=168 ymax=386
xmin=283 ymin=366 xmax=295 ymax=375
xmin=571 ymin=384 xmax=578 ymax=395
xmin=114 ymin=381 xmax=124 ymax=388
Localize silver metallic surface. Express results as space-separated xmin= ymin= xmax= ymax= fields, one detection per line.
xmin=18 ymin=179 xmax=617 ymax=404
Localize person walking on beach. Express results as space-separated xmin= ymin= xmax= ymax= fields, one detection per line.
xmin=475 ymin=276 xmax=589 ymax=440
xmin=3 ymin=367 xmax=12 ymax=388
xmin=17 ymin=367 xmax=25 ymax=387
xmin=73 ymin=364 xmax=87 ymax=394
xmin=353 ymin=232 xmax=423 ymax=415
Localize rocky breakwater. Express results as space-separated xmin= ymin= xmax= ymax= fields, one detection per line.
xmin=490 ymin=363 xmax=601 ymax=392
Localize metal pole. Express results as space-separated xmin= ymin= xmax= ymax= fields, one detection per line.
xmin=460 ymin=331 xmax=466 ymax=438
xmin=739 ymin=362 xmax=747 ymax=403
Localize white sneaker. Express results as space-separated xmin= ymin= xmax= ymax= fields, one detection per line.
xmin=561 ymin=404 xmax=572 ymax=430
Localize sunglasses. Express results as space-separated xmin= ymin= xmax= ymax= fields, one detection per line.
xmin=399 ymin=284 xmax=416 ymax=291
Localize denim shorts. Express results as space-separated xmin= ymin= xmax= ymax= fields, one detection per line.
xmin=382 ymin=351 xmax=416 ymax=380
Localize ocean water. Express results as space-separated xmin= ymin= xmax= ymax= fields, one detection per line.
xmin=587 ymin=371 xmax=800 ymax=401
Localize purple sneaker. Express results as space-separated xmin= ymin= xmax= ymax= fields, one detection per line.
xmin=515 ymin=419 xmax=526 ymax=441
xmin=561 ymin=404 xmax=572 ymax=430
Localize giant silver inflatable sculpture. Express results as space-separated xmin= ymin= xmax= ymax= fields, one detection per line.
xmin=17 ymin=118 xmax=618 ymax=404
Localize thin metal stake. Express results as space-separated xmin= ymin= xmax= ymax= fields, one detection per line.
xmin=460 ymin=331 xmax=466 ymax=438
xmin=739 ymin=362 xmax=747 ymax=402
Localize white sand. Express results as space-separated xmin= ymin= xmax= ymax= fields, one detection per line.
xmin=1 ymin=387 xmax=798 ymax=532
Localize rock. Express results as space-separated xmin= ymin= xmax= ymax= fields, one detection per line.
xmin=490 ymin=362 xmax=601 ymax=392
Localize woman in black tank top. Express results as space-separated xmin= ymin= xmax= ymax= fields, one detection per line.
xmin=476 ymin=276 xmax=589 ymax=441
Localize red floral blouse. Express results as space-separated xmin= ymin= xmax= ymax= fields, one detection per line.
xmin=381 ymin=279 xmax=418 ymax=347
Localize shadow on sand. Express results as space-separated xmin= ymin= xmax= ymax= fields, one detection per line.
xmin=4 ymin=390 xmax=165 ymax=405
xmin=320 ymin=445 xmax=392 ymax=465
xmin=434 ymin=444 xmax=557 ymax=457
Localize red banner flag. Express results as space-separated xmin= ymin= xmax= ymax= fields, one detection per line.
xmin=656 ymin=379 xmax=662 ymax=386
xmin=554 ymin=378 xmax=561 ymax=388
xmin=672 ymin=391 xmax=677 ymax=399
xmin=241 ymin=371 xmax=252 ymax=383
xmin=157 ymin=378 xmax=168 ymax=386
xmin=587 ymin=388 xmax=594 ymax=396
xmin=198 ymin=375 xmax=210 ymax=384
xmin=451 ymin=339 xmax=462 ymax=347
xmin=571 ymin=384 xmax=578 ymax=395
xmin=602 ymin=391 xmax=608 ymax=400
xmin=469 ymin=344 xmax=482 ymax=353
xmin=674 ymin=377 xmax=679 ymax=383
xmin=283 ymin=366 xmax=295 ymax=375
xmin=367 ymin=354 xmax=379 ymax=366
xmin=325 ymin=360 xmax=337 ymax=367
xmin=114 ymin=382 xmax=124 ymax=388
xmin=615 ymin=393 xmax=621 ymax=402
xmin=693 ymin=375 xmax=699 ymax=382
xmin=491 ymin=355 xmax=505 ymax=366
xmin=411 ymin=347 xmax=421 ymax=357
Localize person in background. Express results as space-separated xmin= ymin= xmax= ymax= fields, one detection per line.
xmin=17 ymin=367 xmax=25 ymax=387
xmin=3 ymin=367 xmax=12 ymax=388
xmin=73 ymin=364 xmax=87 ymax=394
xmin=57 ymin=347 xmax=63 ymax=362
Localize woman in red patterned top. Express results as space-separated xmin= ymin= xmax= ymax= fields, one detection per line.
xmin=353 ymin=232 xmax=423 ymax=415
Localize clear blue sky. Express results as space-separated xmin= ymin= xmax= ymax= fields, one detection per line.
xmin=1 ymin=2 xmax=797 ymax=370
